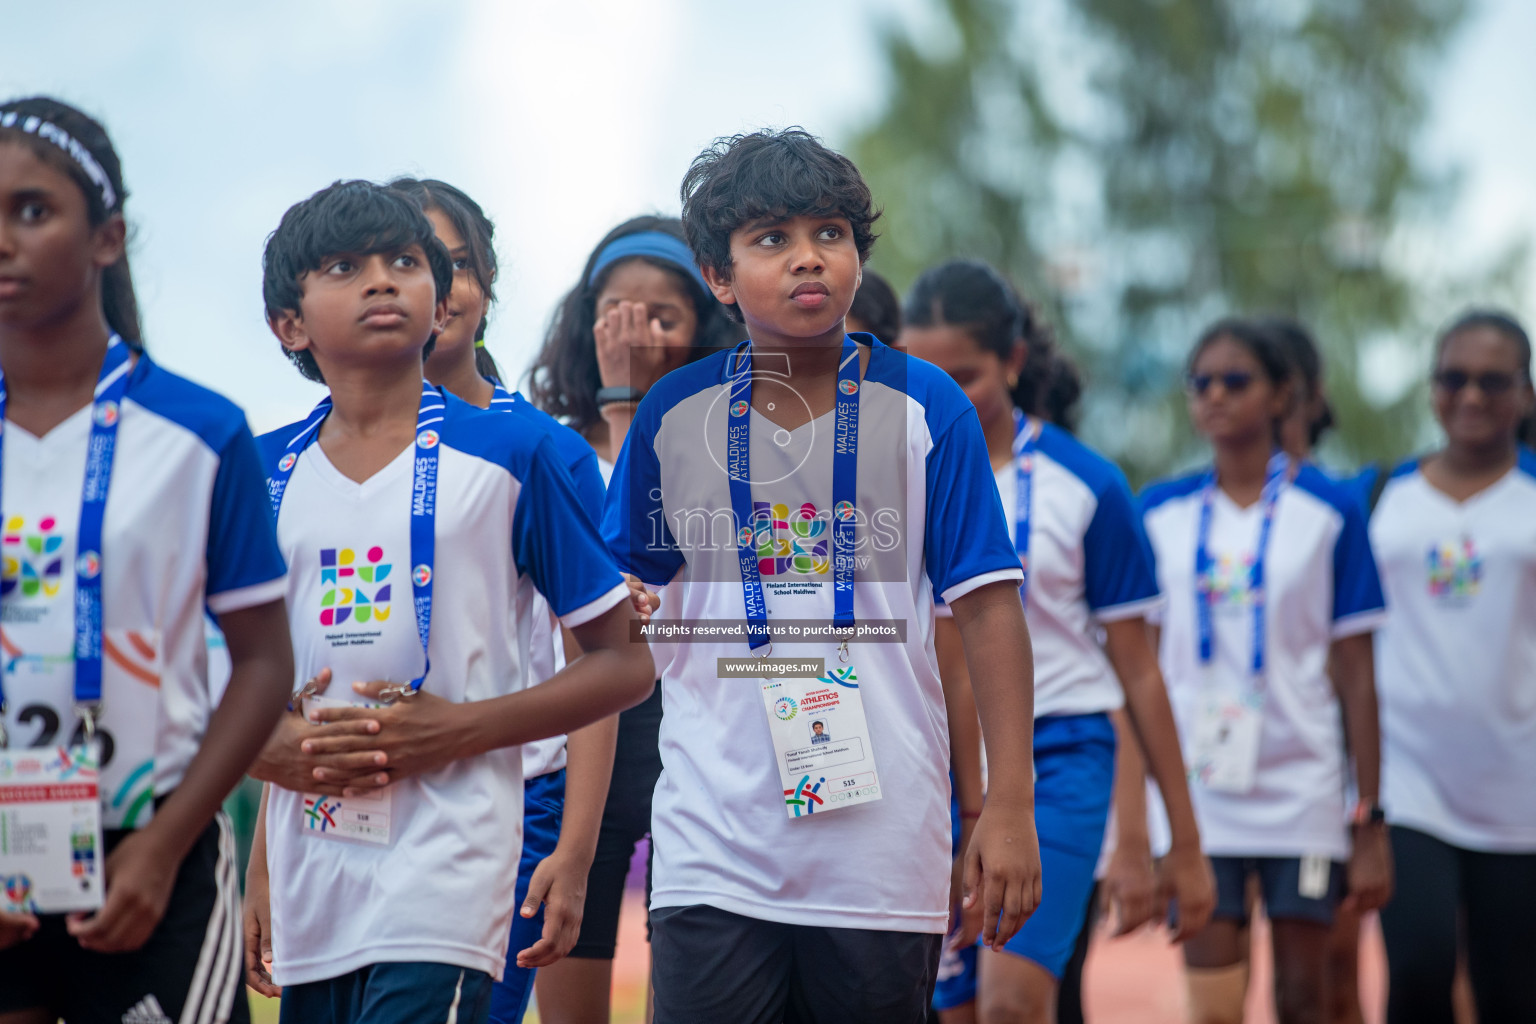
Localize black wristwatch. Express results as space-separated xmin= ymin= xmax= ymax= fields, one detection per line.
xmin=596 ymin=386 xmax=645 ymax=408
xmin=1350 ymin=802 xmax=1387 ymax=827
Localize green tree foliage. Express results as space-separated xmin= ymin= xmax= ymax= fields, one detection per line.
xmin=850 ymin=0 xmax=1514 ymax=481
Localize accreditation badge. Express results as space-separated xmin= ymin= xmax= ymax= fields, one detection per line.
xmin=297 ymin=693 xmax=392 ymax=845
xmin=1188 ymin=693 xmax=1263 ymax=794
xmin=760 ymin=656 xmax=883 ymax=818
xmin=0 ymin=740 xmax=105 ymax=914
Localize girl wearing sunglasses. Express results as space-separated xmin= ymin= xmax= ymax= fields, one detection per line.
xmin=1370 ymin=310 xmax=1536 ymax=1023
xmin=1140 ymin=318 xmax=1391 ymax=1024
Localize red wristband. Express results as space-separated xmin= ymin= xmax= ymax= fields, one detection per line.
xmin=959 ymin=809 xmax=983 ymax=821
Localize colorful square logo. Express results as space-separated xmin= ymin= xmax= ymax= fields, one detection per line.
xmin=319 ymin=546 xmax=392 ymax=626
xmin=1427 ymin=537 xmax=1482 ymax=601
xmin=753 ymin=501 xmax=830 ymax=577
xmin=2 ymin=515 xmax=65 ymax=600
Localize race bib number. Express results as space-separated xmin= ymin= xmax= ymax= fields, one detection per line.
xmin=1189 ymin=694 xmax=1262 ymax=794
xmin=0 ymin=741 xmax=105 ymax=914
xmin=760 ymin=661 xmax=882 ymax=818
xmin=2 ymin=629 xmax=161 ymax=829
xmin=297 ymin=693 xmax=392 ymax=845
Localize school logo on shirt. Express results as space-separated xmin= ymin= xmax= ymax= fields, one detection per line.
xmin=319 ymin=546 xmax=393 ymax=626
xmin=1 ymin=516 xmax=65 ymax=601
xmin=1426 ymin=537 xmax=1482 ymax=602
xmin=1200 ymin=553 xmax=1257 ymax=611
xmin=752 ymin=501 xmax=830 ymax=578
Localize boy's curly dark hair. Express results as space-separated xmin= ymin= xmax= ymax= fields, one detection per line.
xmin=262 ymin=180 xmax=453 ymax=383
xmin=680 ymin=128 xmax=879 ymax=281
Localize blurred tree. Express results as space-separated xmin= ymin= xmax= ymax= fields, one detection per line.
xmin=851 ymin=0 xmax=1520 ymax=482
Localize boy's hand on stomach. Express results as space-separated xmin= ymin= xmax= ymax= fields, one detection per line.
xmin=249 ymin=668 xmax=387 ymax=795
xmin=310 ymin=682 xmax=470 ymax=793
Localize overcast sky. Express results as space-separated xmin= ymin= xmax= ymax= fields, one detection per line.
xmin=3 ymin=0 xmax=1531 ymax=432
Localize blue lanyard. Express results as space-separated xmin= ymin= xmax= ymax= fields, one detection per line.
xmin=268 ymin=382 xmax=445 ymax=694
xmin=727 ymin=336 xmax=862 ymax=650
xmin=1195 ymin=452 xmax=1289 ymax=678
xmin=1012 ymin=409 xmax=1040 ymax=603
xmin=0 ymin=336 xmax=133 ymax=735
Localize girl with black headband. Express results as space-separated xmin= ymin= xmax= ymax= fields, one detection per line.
xmin=0 ymin=97 xmax=293 ymax=1023
xmin=525 ymin=217 xmax=740 ymax=1021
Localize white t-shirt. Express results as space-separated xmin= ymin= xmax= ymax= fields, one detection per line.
xmin=1371 ymin=454 xmax=1536 ymax=852
xmin=2 ymin=357 xmax=286 ymax=827
xmin=260 ymin=390 xmax=627 ymax=986
xmin=604 ymin=335 xmax=1023 ymax=934
xmin=937 ymin=419 xmax=1162 ymax=717
xmin=495 ymin=388 xmax=609 ymax=781
xmin=1140 ymin=463 xmax=1385 ymax=860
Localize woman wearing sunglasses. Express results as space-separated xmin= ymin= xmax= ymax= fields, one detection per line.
xmin=1139 ymin=318 xmax=1391 ymax=1024
xmin=1370 ymin=311 xmax=1536 ymax=1024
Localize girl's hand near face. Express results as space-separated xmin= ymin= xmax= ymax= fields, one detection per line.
xmin=594 ymin=300 xmax=677 ymax=394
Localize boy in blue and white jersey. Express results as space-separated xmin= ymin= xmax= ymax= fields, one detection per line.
xmin=246 ymin=180 xmax=652 ymax=1024
xmin=603 ymin=129 xmax=1041 ymax=1023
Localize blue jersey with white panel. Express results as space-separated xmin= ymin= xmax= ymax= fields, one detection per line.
xmin=257 ymin=386 xmax=628 ymax=987
xmin=603 ymin=333 xmax=1022 ymax=934
xmin=494 ymin=385 xmax=609 ymax=779
xmin=937 ymin=419 xmax=1161 ymax=717
xmin=1 ymin=355 xmax=286 ymax=822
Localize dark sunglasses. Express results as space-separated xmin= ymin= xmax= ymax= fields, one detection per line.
xmin=1432 ymin=370 xmax=1524 ymax=395
xmin=1186 ymin=371 xmax=1255 ymax=396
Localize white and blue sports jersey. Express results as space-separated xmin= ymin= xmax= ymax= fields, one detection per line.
xmin=1140 ymin=462 xmax=1385 ymax=860
xmin=494 ymin=387 xmax=609 ymax=780
xmin=603 ymin=335 xmax=1023 ymax=934
xmin=938 ymin=419 xmax=1162 ymax=718
xmin=2 ymin=356 xmax=285 ymax=821
xmin=259 ymin=388 xmax=628 ymax=986
xmin=1372 ymin=453 xmax=1536 ymax=852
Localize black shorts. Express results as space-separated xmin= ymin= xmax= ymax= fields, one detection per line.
xmin=0 ymin=811 xmax=249 ymax=1024
xmin=569 ymin=684 xmax=663 ymax=960
xmin=1209 ymin=854 xmax=1344 ymax=927
xmin=651 ymin=904 xmax=943 ymax=1024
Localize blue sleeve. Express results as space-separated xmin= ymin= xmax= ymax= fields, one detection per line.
xmin=513 ymin=434 xmax=625 ymax=621
xmin=924 ymin=409 xmax=1021 ymax=602
xmin=1084 ymin=474 xmax=1160 ymax=614
xmin=1332 ymin=498 xmax=1386 ymax=623
xmin=205 ymin=421 xmax=287 ymax=611
xmin=566 ymin=449 xmax=608 ymax=524
xmin=602 ymin=406 xmax=685 ymax=586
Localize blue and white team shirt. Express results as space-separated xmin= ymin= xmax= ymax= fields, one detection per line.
xmin=1 ymin=357 xmax=285 ymax=825
xmin=494 ymin=387 xmax=609 ymax=781
xmin=1371 ymin=453 xmax=1536 ymax=852
xmin=604 ymin=335 xmax=1023 ymax=934
xmin=1140 ymin=463 xmax=1385 ymax=860
xmin=259 ymin=390 xmax=628 ymax=986
xmin=937 ymin=419 xmax=1162 ymax=718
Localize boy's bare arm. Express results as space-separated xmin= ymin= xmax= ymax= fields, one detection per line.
xmin=948 ymin=580 xmax=1041 ymax=950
